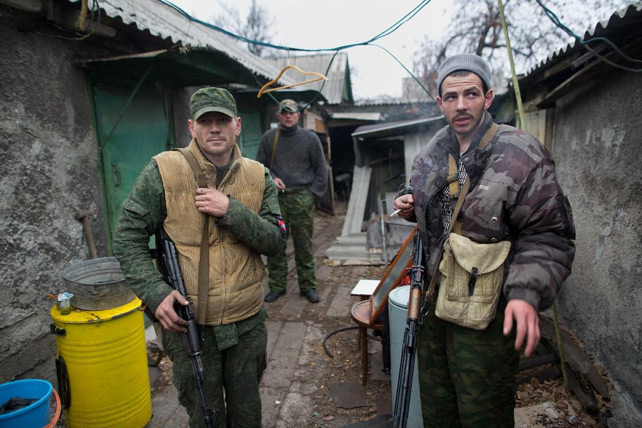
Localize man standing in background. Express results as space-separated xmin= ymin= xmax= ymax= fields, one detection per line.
xmin=256 ymin=99 xmax=328 ymax=303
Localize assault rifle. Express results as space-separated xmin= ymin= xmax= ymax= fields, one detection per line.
xmin=393 ymin=229 xmax=424 ymax=428
xmin=156 ymin=228 xmax=215 ymax=428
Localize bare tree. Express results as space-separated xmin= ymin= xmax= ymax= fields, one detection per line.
xmin=413 ymin=0 xmax=632 ymax=92
xmin=213 ymin=0 xmax=276 ymax=57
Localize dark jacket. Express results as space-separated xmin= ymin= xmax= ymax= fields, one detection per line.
xmin=408 ymin=113 xmax=575 ymax=311
xmin=256 ymin=124 xmax=328 ymax=200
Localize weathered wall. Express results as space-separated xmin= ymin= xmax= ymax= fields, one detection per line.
xmin=0 ymin=7 xmax=112 ymax=382
xmin=171 ymin=86 xmax=193 ymax=148
xmin=552 ymin=71 xmax=642 ymax=426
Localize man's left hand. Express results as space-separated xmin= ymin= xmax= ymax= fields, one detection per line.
xmin=195 ymin=187 xmax=229 ymax=217
xmin=503 ymin=299 xmax=540 ymax=357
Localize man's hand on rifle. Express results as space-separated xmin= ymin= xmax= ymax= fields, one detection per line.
xmin=195 ymin=187 xmax=229 ymax=217
xmin=155 ymin=290 xmax=189 ymax=332
xmin=393 ymin=194 xmax=415 ymax=220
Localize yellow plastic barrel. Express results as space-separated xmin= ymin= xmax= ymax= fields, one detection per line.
xmin=50 ymin=298 xmax=152 ymax=427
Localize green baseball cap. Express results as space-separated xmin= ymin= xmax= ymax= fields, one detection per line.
xmin=190 ymin=87 xmax=238 ymax=120
xmin=279 ymin=99 xmax=299 ymax=113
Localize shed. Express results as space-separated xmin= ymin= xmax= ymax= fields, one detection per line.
xmin=326 ymin=116 xmax=447 ymax=262
xmin=0 ymin=0 xmax=314 ymax=384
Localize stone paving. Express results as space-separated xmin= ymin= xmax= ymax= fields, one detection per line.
xmin=257 ymin=205 xmax=391 ymax=428
xmin=146 ymin=203 xmax=393 ymax=427
xmin=144 ymin=202 xmax=556 ymax=428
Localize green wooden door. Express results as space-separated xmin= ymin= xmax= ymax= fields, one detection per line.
xmin=93 ymin=83 xmax=170 ymax=246
xmin=238 ymin=109 xmax=262 ymax=160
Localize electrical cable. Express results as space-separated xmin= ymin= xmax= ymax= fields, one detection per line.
xmin=322 ymin=326 xmax=358 ymax=358
xmin=535 ymin=0 xmax=642 ymax=73
xmin=372 ymin=44 xmax=437 ymax=102
xmin=158 ymin=0 xmax=437 ymax=102
xmin=157 ymin=0 xmax=432 ymax=53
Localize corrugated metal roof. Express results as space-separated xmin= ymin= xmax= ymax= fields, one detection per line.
xmin=262 ymin=53 xmax=353 ymax=104
xmin=78 ymin=45 xmax=266 ymax=87
xmin=354 ymin=97 xmax=437 ymax=106
xmin=69 ymin=0 xmax=295 ymax=85
xmin=331 ymin=112 xmax=382 ymax=121
xmin=352 ymin=116 xmax=445 ymax=138
xmin=526 ymin=2 xmax=642 ymax=76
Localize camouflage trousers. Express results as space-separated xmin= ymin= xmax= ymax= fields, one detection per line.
xmin=267 ymin=188 xmax=316 ymax=292
xmin=162 ymin=322 xmax=268 ymax=428
xmin=417 ymin=296 xmax=520 ymax=427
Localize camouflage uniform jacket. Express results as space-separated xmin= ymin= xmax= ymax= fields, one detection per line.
xmin=113 ymin=146 xmax=285 ymax=322
xmin=409 ymin=112 xmax=575 ymax=311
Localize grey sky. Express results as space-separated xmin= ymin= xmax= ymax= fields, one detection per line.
xmin=169 ymin=0 xmax=451 ymax=100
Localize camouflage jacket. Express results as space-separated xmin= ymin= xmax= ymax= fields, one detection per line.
xmin=113 ymin=150 xmax=285 ymax=318
xmin=408 ymin=113 xmax=575 ymax=311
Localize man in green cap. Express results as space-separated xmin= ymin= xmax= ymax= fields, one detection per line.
xmin=114 ymin=87 xmax=286 ymax=428
xmin=256 ymin=99 xmax=328 ymax=304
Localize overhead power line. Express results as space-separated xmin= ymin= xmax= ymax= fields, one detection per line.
xmin=157 ymin=0 xmax=432 ymax=53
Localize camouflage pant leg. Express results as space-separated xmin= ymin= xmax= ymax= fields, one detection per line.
xmin=223 ymin=322 xmax=268 ymax=428
xmin=162 ymin=322 xmax=268 ymax=428
xmin=267 ymin=190 xmax=316 ymax=292
xmin=266 ymin=245 xmax=288 ymax=292
xmin=417 ymin=296 xmax=520 ymax=428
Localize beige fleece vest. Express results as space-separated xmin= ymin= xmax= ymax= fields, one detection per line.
xmin=154 ymin=140 xmax=266 ymax=325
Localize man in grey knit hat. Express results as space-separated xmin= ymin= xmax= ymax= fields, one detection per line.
xmin=393 ymin=54 xmax=575 ymax=426
xmin=256 ymin=99 xmax=328 ymax=303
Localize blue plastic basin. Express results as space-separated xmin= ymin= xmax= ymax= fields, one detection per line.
xmin=0 ymin=379 xmax=52 ymax=428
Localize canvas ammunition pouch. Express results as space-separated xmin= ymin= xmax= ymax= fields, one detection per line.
xmin=434 ymin=233 xmax=511 ymax=330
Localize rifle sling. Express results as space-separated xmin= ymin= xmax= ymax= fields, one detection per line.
xmin=270 ymin=128 xmax=280 ymax=171
xmin=176 ymin=147 xmax=210 ymax=325
xmin=424 ymin=123 xmax=499 ymax=304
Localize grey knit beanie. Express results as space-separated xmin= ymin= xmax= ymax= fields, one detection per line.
xmin=437 ymin=54 xmax=491 ymax=95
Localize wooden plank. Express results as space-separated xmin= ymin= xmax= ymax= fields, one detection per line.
xmin=536 ymin=39 xmax=642 ymax=108
xmin=540 ymin=316 xmax=610 ymax=398
xmin=342 ymin=166 xmax=372 ymax=236
xmin=515 ymin=364 xmax=562 ymax=390
xmin=519 ymin=352 xmax=559 ymax=371
xmin=565 ymin=363 xmax=599 ymax=413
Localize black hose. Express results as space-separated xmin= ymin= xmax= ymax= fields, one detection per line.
xmin=322 ymin=326 xmax=358 ymax=358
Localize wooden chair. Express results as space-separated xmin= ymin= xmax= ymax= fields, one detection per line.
xmin=350 ymin=227 xmax=416 ymax=385
xmin=350 ymin=300 xmax=384 ymax=386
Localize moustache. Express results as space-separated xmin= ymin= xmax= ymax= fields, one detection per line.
xmin=454 ymin=114 xmax=472 ymax=121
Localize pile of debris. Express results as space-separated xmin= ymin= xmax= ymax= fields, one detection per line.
xmin=515 ymin=315 xmax=613 ymax=426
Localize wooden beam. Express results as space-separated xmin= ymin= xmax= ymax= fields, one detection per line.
xmin=519 ymin=352 xmax=559 ymax=371
xmin=540 ymin=316 xmax=610 ymax=398
xmin=514 ymin=364 xmax=562 ymax=391
xmin=565 ymin=363 xmax=599 ymax=413
xmin=537 ymin=39 xmax=642 ymax=108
